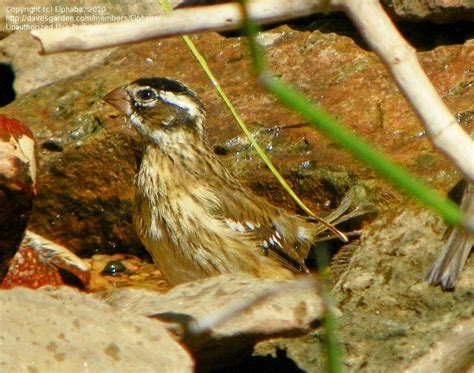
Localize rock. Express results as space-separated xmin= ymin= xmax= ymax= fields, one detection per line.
xmin=0 ymin=286 xmax=193 ymax=371
xmin=2 ymin=231 xmax=91 ymax=289
xmin=0 ymin=1 xmax=183 ymax=94
xmin=0 ymin=115 xmax=37 ymax=280
xmin=404 ymin=317 xmax=474 ymax=373
xmin=0 ymin=31 xmax=115 ymax=95
xmin=0 ymin=274 xmax=323 ymax=370
xmin=331 ymin=209 xmax=474 ymax=370
xmin=255 ymin=208 xmax=474 ymax=371
xmin=99 ymin=275 xmax=325 ymax=369
xmin=0 ymin=115 xmax=90 ymax=288
xmin=384 ymin=0 xmax=474 ymax=23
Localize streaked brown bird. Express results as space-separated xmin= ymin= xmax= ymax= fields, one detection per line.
xmin=105 ymin=77 xmax=345 ymax=285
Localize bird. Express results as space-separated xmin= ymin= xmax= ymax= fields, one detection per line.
xmin=426 ymin=182 xmax=473 ymax=290
xmin=104 ymin=77 xmax=345 ymax=285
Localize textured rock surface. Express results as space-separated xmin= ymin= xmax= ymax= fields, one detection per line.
xmin=404 ymin=317 xmax=474 ymax=373
xmin=0 ymin=115 xmax=37 ymax=280
xmin=0 ymin=276 xmax=324 ymax=371
xmin=100 ymin=275 xmax=325 ymax=369
xmin=2 ymin=231 xmax=91 ymax=289
xmin=385 ymin=0 xmax=474 ymax=23
xmin=0 ymin=286 xmax=193 ymax=371
xmin=334 ymin=209 xmax=473 ymax=370
xmin=255 ymin=208 xmax=474 ymax=371
xmin=0 ymin=31 xmax=115 ymax=95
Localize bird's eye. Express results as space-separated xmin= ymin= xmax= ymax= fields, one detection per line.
xmin=136 ymin=89 xmax=156 ymax=101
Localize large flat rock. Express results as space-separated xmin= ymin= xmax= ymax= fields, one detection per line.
xmin=0 ymin=286 xmax=193 ymax=371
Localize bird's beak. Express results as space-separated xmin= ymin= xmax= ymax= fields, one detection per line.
xmin=104 ymin=86 xmax=133 ymax=116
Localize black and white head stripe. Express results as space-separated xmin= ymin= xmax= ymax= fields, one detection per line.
xmin=158 ymin=90 xmax=203 ymax=118
xmin=131 ymin=77 xmax=204 ymax=118
xmin=134 ymin=77 xmax=196 ymax=96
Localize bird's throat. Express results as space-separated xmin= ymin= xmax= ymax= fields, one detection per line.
xmin=135 ymin=141 xmax=233 ymax=202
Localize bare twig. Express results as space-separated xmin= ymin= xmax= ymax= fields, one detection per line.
xmin=31 ymin=0 xmax=331 ymax=54
xmin=331 ymin=0 xmax=474 ymax=181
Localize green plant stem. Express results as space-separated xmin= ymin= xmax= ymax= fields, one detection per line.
xmin=314 ymin=246 xmax=342 ymax=373
xmin=158 ymin=0 xmax=172 ymax=12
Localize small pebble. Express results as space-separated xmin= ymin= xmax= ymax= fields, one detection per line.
xmin=101 ymin=260 xmax=127 ymax=276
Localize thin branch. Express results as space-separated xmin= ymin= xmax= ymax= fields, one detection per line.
xmin=332 ymin=0 xmax=474 ymax=181
xmin=31 ymin=0 xmax=331 ymax=54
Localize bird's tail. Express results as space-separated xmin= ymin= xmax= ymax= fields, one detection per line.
xmin=426 ymin=182 xmax=474 ymax=290
xmin=305 ymin=191 xmax=374 ymax=243
xmin=425 ymin=228 xmax=473 ymax=290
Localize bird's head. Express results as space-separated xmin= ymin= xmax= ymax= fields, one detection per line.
xmin=104 ymin=77 xmax=206 ymax=146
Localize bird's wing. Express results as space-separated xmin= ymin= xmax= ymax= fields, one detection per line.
xmin=208 ymin=185 xmax=310 ymax=273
